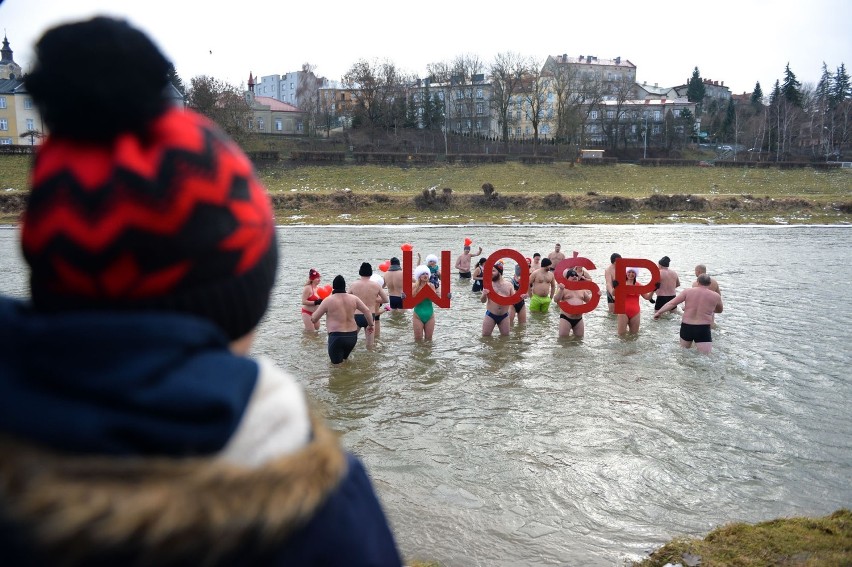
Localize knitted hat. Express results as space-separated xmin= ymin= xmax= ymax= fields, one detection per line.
xmin=659 ymin=256 xmax=671 ymax=267
xmin=20 ymin=17 xmax=277 ymax=341
xmin=332 ymin=275 xmax=347 ymax=293
xmin=494 ymin=263 xmax=504 ymax=275
xmin=425 ymin=254 xmax=439 ymax=264
xmin=359 ymin=262 xmax=373 ymax=277
xmin=541 ymin=258 xmax=552 ymax=268
xmin=309 ymin=268 xmax=321 ymax=281
xmin=390 ymin=257 xmax=400 ymax=266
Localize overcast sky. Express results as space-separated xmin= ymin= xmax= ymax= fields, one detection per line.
xmin=2 ymin=0 xmax=850 ymax=96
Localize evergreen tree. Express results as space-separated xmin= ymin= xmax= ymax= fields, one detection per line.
xmin=686 ymin=66 xmax=705 ymax=103
xmin=781 ymin=63 xmax=803 ymax=107
xmin=166 ymin=64 xmax=186 ymax=97
xmin=721 ymin=98 xmax=736 ymax=141
xmin=430 ymin=92 xmax=444 ymax=130
xmin=769 ymin=80 xmax=782 ymax=105
xmin=750 ymin=81 xmax=763 ymax=105
xmin=405 ymin=93 xmax=418 ymax=129
xmin=832 ymin=63 xmax=850 ymax=105
xmin=816 ymin=62 xmax=833 ymax=109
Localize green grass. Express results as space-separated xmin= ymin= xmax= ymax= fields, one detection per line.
xmin=2 ymin=155 xmax=850 ymax=225
xmin=259 ymin=161 xmax=850 ymax=200
xmin=633 ymin=509 xmax=852 ymax=567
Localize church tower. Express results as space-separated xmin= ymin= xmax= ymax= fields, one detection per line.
xmin=0 ymin=35 xmax=23 ymax=80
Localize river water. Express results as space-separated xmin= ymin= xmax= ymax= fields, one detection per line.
xmin=1 ymin=224 xmax=850 ymax=566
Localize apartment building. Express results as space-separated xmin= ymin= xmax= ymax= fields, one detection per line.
xmin=410 ymin=74 xmax=496 ymax=137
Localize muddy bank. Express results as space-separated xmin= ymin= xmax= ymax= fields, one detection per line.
xmin=267 ymin=190 xmax=851 ymax=214
xmin=3 ymin=191 xmax=850 ymax=221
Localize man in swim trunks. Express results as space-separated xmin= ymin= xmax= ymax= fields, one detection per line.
xmin=480 ymin=263 xmax=515 ymax=336
xmin=349 ymin=262 xmax=388 ymax=348
xmin=654 ymin=274 xmax=723 ymax=354
xmin=528 ymin=258 xmax=555 ymax=312
xmin=547 ymin=243 xmax=565 ymax=266
xmin=311 ymin=275 xmax=374 ymax=364
xmin=530 ymin=253 xmax=542 ymax=272
xmin=455 ymin=244 xmax=482 ymax=279
xmin=651 ymin=255 xmax=680 ymax=312
xmin=604 ymin=252 xmax=621 ymax=314
xmin=384 ymin=257 xmax=405 ymax=310
xmin=553 ymin=269 xmax=592 ymax=338
xmin=692 ymin=264 xmax=721 ymax=295
xmin=692 ymin=264 xmax=721 ymax=326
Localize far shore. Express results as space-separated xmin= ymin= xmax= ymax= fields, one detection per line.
xmin=2 ymin=158 xmax=850 ymax=225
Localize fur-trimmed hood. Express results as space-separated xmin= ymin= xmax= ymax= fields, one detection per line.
xmin=0 ymin=410 xmax=347 ymax=566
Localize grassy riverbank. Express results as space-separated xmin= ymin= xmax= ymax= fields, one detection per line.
xmin=1 ymin=155 xmax=850 ymax=224
xmin=633 ymin=509 xmax=851 ymax=567
xmin=407 ymin=509 xmax=852 ymax=566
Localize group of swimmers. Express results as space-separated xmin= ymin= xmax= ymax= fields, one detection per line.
xmin=303 ymin=242 xmax=723 ymax=364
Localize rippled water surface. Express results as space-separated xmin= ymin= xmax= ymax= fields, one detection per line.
xmin=2 ymin=224 xmax=851 ymax=566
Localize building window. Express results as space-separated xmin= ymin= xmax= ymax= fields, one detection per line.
xmin=476 ymin=89 xmax=483 ymax=99
xmin=607 ymin=110 xmax=614 ymax=119
xmin=0 ymin=138 xmax=11 ymax=145
xmin=297 ymin=121 xmax=303 ymax=132
xmin=275 ymin=119 xmax=282 ymax=131
xmin=247 ymin=119 xmax=253 ymax=130
xmin=257 ymin=118 xmax=264 ymax=131
xmin=652 ymin=125 xmax=660 ymax=134
xmin=674 ymin=109 xmax=681 ymax=117
xmin=475 ymin=119 xmax=481 ymax=129
xmin=476 ymin=103 xmax=484 ymax=115
xmin=26 ymin=118 xmax=34 ymax=130
xmin=590 ymin=110 xmax=598 ymax=119
xmin=0 ymin=97 xmax=5 ymax=109
xmin=0 ymin=119 xmax=7 ymax=131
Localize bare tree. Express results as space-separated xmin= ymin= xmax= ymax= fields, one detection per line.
xmin=296 ymin=63 xmax=322 ymax=137
xmin=426 ymin=60 xmax=454 ymax=154
xmin=451 ymin=53 xmax=485 ymax=137
xmin=522 ymin=58 xmax=551 ymax=155
xmin=186 ymin=75 xmax=251 ymax=145
xmin=343 ymin=59 xmax=404 ymax=142
xmin=490 ymin=51 xmax=528 ymax=149
xmin=546 ymin=58 xmax=604 ymax=155
xmin=594 ymin=74 xmax=635 ymax=150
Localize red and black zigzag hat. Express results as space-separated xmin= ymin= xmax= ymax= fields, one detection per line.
xmin=21 ymin=108 xmax=278 ymax=341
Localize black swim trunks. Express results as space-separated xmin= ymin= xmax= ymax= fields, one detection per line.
xmin=607 ymin=291 xmax=615 ymax=304
xmin=560 ymin=313 xmax=582 ymax=329
xmin=654 ymin=295 xmax=676 ymax=311
xmin=328 ymin=331 xmax=358 ymax=364
xmin=459 ymin=271 xmax=472 ymax=279
xmin=680 ymin=322 xmax=712 ymax=343
xmin=389 ymin=295 xmax=403 ymax=309
xmin=354 ymin=314 xmax=369 ymax=328
xmin=513 ymin=298 xmax=525 ymax=312
xmin=472 ymin=280 xmax=483 ymax=293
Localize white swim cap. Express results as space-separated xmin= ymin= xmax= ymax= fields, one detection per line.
xmin=425 ymin=254 xmax=439 ymax=264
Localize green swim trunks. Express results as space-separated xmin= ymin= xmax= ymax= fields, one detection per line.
xmin=529 ymin=294 xmax=551 ymax=312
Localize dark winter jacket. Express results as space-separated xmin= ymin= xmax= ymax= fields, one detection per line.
xmin=0 ymin=297 xmax=402 ymax=566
